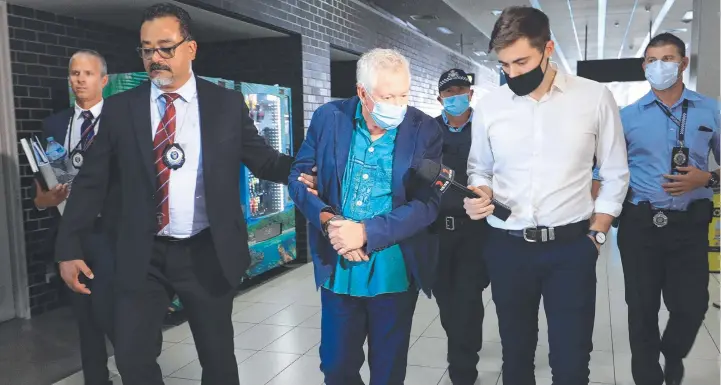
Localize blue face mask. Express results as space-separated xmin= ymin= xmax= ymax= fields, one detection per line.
xmin=365 ymin=93 xmax=407 ymax=130
xmin=442 ymin=93 xmax=471 ymax=116
xmin=645 ymin=61 xmax=681 ymax=91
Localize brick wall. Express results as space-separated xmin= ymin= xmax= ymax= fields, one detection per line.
xmin=200 ymin=0 xmax=497 ymax=121
xmin=7 ymin=4 xmax=143 ymax=315
xmin=7 ymin=0 xmax=497 ymax=315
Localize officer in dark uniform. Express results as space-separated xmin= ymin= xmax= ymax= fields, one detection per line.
xmin=433 ymin=69 xmax=489 ymax=385
xmin=618 ymin=33 xmax=720 ymax=385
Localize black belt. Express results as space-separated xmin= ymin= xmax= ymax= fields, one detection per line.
xmin=623 ymin=200 xmax=712 ymax=228
xmin=504 ymin=220 xmax=590 ymax=243
xmin=435 ymin=214 xmax=479 ymax=231
xmin=155 ymin=228 xmax=210 ymax=244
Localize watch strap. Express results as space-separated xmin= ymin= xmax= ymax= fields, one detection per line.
xmin=707 ymin=172 xmax=719 ymax=188
xmin=588 ymin=230 xmax=606 ymax=244
xmin=322 ymin=215 xmax=344 ymax=237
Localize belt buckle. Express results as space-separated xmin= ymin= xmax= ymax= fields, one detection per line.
xmin=523 ymin=227 xmax=555 ymax=243
xmin=445 ymin=216 xmax=455 ymax=231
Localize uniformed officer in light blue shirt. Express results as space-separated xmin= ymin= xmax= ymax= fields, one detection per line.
xmin=616 ymin=32 xmax=720 ymax=385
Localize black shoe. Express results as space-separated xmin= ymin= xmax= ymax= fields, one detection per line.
xmin=664 ymin=359 xmax=684 ymax=385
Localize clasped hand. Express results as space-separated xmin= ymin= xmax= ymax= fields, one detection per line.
xmin=328 ymin=220 xmax=368 ymax=261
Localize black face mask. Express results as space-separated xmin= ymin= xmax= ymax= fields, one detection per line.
xmin=504 ymin=55 xmax=547 ymax=96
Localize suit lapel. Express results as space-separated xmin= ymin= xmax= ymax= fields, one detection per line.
xmin=196 ymin=78 xmax=220 ymax=174
xmin=54 ymin=109 xmax=74 ymax=146
xmin=334 ymin=98 xmax=358 ymax=186
xmin=334 ymin=110 xmax=353 ymax=185
xmin=391 ymin=114 xmax=419 ymax=207
xmin=130 ymin=82 xmax=155 ymax=187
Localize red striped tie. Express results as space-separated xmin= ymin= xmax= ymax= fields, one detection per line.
xmin=154 ymin=93 xmax=181 ymax=232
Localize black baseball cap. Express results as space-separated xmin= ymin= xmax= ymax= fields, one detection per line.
xmin=438 ymin=68 xmax=472 ymax=92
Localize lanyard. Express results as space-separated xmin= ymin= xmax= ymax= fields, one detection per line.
xmin=66 ymin=111 xmax=101 ymax=152
xmin=655 ymin=99 xmax=688 ymax=146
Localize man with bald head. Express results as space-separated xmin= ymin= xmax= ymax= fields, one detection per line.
xmin=35 ymin=49 xmax=115 ymax=385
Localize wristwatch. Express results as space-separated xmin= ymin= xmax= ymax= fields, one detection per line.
xmin=322 ymin=215 xmax=344 ymax=237
xmin=706 ymin=172 xmax=719 ymax=188
xmin=588 ymin=230 xmax=607 ymax=245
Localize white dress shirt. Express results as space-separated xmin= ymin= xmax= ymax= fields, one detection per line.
xmin=64 ymin=100 xmax=104 ymax=150
xmin=151 ymin=75 xmax=209 ymax=238
xmin=468 ymin=68 xmax=629 ymax=230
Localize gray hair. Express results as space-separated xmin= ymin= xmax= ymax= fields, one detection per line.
xmin=69 ymin=49 xmax=108 ymax=76
xmin=356 ymin=48 xmax=411 ymax=93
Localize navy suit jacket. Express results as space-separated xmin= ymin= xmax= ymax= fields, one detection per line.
xmin=38 ymin=107 xmax=120 ymax=262
xmin=288 ymin=96 xmax=443 ymax=296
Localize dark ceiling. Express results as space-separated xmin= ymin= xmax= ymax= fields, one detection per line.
xmin=361 ymin=0 xmax=490 ymax=60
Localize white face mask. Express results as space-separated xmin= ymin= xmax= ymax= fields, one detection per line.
xmin=645 ymin=61 xmax=681 ymax=91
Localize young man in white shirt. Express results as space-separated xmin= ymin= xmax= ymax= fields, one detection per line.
xmin=463 ymin=6 xmax=629 ymax=385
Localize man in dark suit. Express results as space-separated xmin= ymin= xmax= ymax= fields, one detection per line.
xmin=288 ymin=48 xmax=443 ymax=384
xmin=55 ymin=4 xmax=308 ymax=384
xmin=34 ymin=49 xmax=116 ymax=385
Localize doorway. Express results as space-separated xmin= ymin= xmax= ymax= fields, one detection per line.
xmin=330 ymin=46 xmax=360 ymax=101
xmin=0 ymin=0 xmax=30 ymax=322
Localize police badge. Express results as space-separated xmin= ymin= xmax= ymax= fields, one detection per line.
xmin=652 ymin=211 xmax=669 ymax=228
xmin=162 ymin=143 xmax=186 ymax=170
xmin=671 ymin=146 xmax=689 ymax=172
xmin=70 ymin=150 xmax=85 ymax=169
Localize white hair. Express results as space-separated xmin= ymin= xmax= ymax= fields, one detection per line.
xmin=356 ymin=48 xmax=411 ymax=92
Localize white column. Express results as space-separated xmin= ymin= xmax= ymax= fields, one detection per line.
xmin=0 ymin=0 xmax=30 ymax=320
xmin=689 ymin=0 xmax=720 ymax=99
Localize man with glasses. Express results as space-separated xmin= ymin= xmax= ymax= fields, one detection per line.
xmin=55 ymin=3 xmax=314 ymax=384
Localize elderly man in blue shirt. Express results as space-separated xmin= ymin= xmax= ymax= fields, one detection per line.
xmin=617 ymin=33 xmax=720 ymax=385
xmin=288 ymin=48 xmax=443 ymax=385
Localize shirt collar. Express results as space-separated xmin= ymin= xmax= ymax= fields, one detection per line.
xmin=151 ymin=72 xmax=197 ymax=103
xmin=442 ymin=109 xmax=473 ymax=131
xmin=74 ymin=99 xmax=104 ymax=119
xmin=639 ymin=86 xmax=703 ymax=107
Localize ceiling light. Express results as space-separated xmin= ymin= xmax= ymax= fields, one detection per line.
xmin=437 ymin=27 xmax=453 ymax=34
xmin=681 ymin=10 xmax=693 ymax=23
xmin=663 ymin=27 xmax=688 ymax=33
xmin=491 ymin=10 xmax=502 ymax=16
xmin=410 ymin=14 xmax=438 ymax=21
xmin=473 ymin=50 xmax=487 ymax=57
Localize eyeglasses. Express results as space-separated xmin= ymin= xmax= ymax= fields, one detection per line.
xmin=136 ymin=38 xmax=187 ymax=60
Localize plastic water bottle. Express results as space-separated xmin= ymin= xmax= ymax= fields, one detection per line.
xmin=45 ymin=137 xmax=66 ymax=162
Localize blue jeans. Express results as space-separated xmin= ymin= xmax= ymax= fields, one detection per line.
xmin=319 ymin=288 xmax=418 ymax=385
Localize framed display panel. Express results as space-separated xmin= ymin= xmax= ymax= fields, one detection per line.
xmin=237 ymin=82 xmax=296 ymax=281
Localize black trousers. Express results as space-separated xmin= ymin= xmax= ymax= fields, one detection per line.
xmin=433 ymin=218 xmax=488 ymax=385
xmin=72 ymin=230 xmax=115 ymax=385
xmin=485 ymin=228 xmax=598 ymax=385
xmin=114 ymin=230 xmax=238 ymax=385
xmin=617 ymin=209 xmax=710 ymax=385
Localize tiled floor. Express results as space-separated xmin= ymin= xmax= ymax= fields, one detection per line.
xmin=55 ymin=228 xmax=720 ymax=385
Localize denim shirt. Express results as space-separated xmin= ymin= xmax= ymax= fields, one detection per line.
xmin=323 ymin=103 xmax=409 ymax=297
xmin=621 ymin=88 xmax=720 ymax=210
